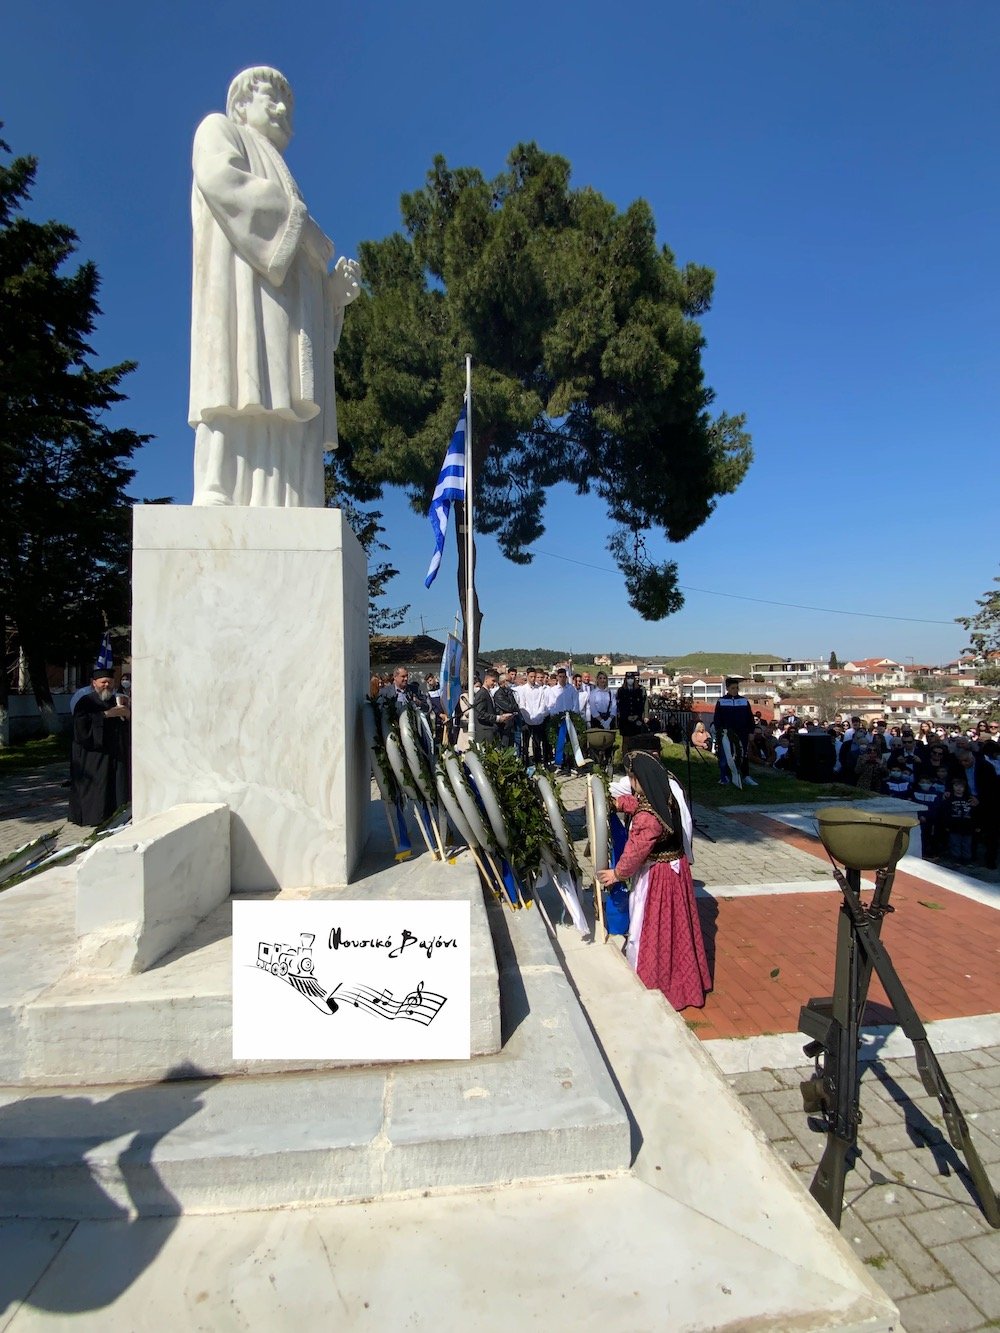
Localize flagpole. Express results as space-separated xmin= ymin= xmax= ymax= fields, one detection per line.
xmin=464 ymin=353 xmax=475 ymax=743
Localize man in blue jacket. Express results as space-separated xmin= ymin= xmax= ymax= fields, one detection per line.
xmin=713 ymin=677 xmax=757 ymax=787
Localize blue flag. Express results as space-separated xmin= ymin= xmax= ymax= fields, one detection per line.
xmin=95 ymin=630 xmax=113 ymax=672
xmin=440 ymin=633 xmax=463 ymax=720
xmin=424 ymin=403 xmax=467 ymax=588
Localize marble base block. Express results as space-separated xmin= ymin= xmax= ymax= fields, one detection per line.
xmin=131 ymin=506 xmax=368 ymax=890
xmin=76 ymin=804 xmax=229 ymax=974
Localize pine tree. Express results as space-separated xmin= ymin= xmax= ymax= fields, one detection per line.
xmin=324 ymin=451 xmax=409 ymax=635
xmin=0 ymin=135 xmax=147 ymax=735
xmin=335 ymin=143 xmax=752 ymax=665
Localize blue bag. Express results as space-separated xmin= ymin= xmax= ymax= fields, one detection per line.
xmin=604 ymin=884 xmax=630 ymax=934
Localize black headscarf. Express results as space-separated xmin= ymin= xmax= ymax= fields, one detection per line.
xmin=626 ymin=751 xmax=679 ymax=832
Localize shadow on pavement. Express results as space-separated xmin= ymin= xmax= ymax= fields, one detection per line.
xmin=0 ymin=1064 xmax=219 ymax=1318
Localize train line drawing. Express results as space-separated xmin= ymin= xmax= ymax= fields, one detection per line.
xmin=256 ymin=933 xmax=337 ymax=1013
xmin=255 ymin=932 xmax=447 ymax=1024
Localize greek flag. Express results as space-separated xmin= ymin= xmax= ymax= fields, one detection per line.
xmin=95 ymin=630 xmax=113 ymax=672
xmin=424 ymin=403 xmax=467 ymax=588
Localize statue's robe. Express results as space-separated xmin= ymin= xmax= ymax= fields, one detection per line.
xmin=69 ymin=694 xmax=131 ymax=827
xmin=189 ymin=114 xmax=345 ymax=507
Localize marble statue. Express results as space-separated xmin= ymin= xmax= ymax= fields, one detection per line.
xmin=189 ymin=67 xmax=360 ymax=507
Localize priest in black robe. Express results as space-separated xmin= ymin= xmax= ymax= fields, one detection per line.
xmin=69 ymin=670 xmax=131 ymax=826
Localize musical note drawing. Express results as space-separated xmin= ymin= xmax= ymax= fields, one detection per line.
xmin=254 ymin=939 xmax=448 ymax=1026
xmin=337 ymin=981 xmax=447 ymax=1026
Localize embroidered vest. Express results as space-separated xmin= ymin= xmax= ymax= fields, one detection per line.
xmin=635 ymin=795 xmax=684 ymax=862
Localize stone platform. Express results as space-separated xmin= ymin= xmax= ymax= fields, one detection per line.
xmin=0 ymin=894 xmax=898 ymax=1331
xmin=0 ymin=806 xmax=501 ymax=1086
xmin=0 ymin=888 xmax=630 ymax=1218
xmin=131 ymin=506 xmax=370 ymax=891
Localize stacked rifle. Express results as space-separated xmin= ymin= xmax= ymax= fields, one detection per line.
xmin=799 ymin=807 xmax=999 ymax=1229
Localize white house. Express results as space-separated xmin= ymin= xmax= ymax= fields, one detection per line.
xmin=749 ymin=659 xmax=821 ymax=685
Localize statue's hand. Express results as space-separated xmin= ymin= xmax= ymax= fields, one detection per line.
xmin=333 ymin=255 xmax=362 ymax=305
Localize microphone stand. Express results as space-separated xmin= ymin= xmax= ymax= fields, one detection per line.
xmin=671 ymin=706 xmax=715 ymax=844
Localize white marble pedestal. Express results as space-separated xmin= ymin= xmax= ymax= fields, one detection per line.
xmin=131 ymin=507 xmax=368 ymax=890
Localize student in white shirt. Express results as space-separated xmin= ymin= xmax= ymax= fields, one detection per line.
xmin=547 ymin=667 xmax=579 ymax=718
xmin=585 ymin=672 xmax=617 ymax=729
xmin=516 ymin=667 xmax=550 ymax=766
xmin=548 ymin=668 xmax=584 ymax=773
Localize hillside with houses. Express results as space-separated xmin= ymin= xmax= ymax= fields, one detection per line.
xmin=583 ymin=653 xmax=1000 ymax=724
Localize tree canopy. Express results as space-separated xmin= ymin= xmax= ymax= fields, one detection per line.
xmin=956 ymin=571 xmax=1000 ymax=719
xmin=0 ymin=135 xmax=146 ymax=719
xmin=324 ymin=453 xmax=409 ymax=635
xmin=334 ymin=142 xmax=752 ymax=622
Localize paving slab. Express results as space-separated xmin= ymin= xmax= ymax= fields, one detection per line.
xmin=733 ymin=1050 xmax=1000 ymax=1328
xmin=0 ymin=1176 xmax=898 ymax=1332
xmin=0 ymin=765 xmax=72 ymax=863
xmin=0 ymin=1220 xmax=74 ymax=1333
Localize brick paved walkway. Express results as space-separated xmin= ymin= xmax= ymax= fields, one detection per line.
xmin=691 ymin=880 xmax=1000 ymax=1041
xmin=559 ymin=773 xmax=1000 ymax=1044
xmin=686 ymin=806 xmax=1000 ymax=1043
xmin=559 ymin=767 xmax=1000 ymax=1326
xmin=730 ymin=1049 xmax=1000 ymax=1332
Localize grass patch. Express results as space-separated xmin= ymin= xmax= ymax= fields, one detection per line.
xmin=0 ymin=734 xmax=70 ymax=774
xmin=863 ymin=1255 xmax=889 ymax=1270
xmin=652 ymin=740 xmax=870 ymax=810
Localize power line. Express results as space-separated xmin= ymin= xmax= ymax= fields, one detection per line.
xmin=528 ymin=548 xmax=955 ymax=626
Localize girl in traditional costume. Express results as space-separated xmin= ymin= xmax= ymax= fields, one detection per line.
xmin=598 ymin=752 xmax=712 ymax=1010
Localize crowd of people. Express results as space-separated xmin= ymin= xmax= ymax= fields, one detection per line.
xmin=369 ymin=664 xmax=643 ymax=771
xmin=742 ymin=712 xmax=1000 ymax=869
xmin=371 ymin=664 xmax=999 ymax=875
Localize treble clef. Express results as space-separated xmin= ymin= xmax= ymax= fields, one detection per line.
xmin=402 ymin=980 xmax=424 ymax=1014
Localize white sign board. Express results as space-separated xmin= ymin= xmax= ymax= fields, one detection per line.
xmin=233 ymin=900 xmax=471 ymax=1061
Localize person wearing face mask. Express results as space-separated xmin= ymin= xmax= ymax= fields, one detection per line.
xmin=912 ymin=773 xmax=944 ymax=858
xmin=69 ymin=668 xmax=132 ymax=826
xmin=882 ymin=763 xmax=913 ymax=800
xmin=585 ymin=672 xmax=617 ymax=730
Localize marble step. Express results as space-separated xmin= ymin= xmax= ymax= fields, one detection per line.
xmin=1 ymin=807 xmax=501 ymax=1087
xmin=0 ymin=902 xmax=630 ymax=1218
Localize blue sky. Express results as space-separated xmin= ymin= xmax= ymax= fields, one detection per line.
xmin=7 ymin=1 xmax=998 ymax=663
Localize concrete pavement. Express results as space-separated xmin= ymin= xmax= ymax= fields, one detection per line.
xmin=1 ymin=756 xmax=998 ymax=1326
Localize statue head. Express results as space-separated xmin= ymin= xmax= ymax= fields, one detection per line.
xmin=226 ymin=66 xmax=294 ymax=151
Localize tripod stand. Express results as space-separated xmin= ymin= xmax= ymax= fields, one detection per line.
xmin=799 ymin=846 xmax=1000 ymax=1230
xmin=669 ymin=706 xmax=716 ymax=844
